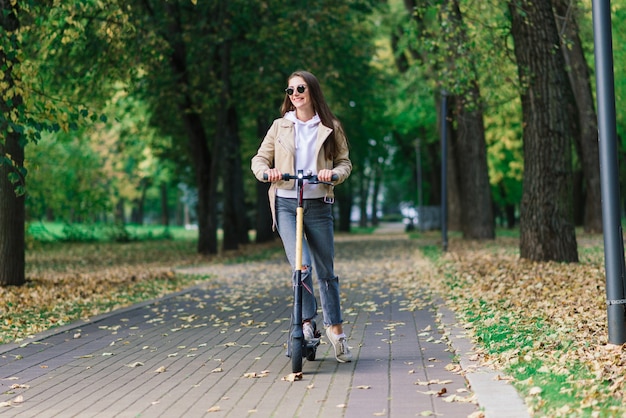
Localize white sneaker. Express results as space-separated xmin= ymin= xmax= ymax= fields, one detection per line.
xmin=325 ymin=327 xmax=352 ymax=363
xmin=303 ymin=321 xmax=315 ymax=342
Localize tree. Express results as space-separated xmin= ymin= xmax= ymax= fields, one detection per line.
xmin=509 ymin=0 xmax=578 ymax=262
xmin=127 ymin=0 xmax=219 ymax=254
xmin=440 ymin=0 xmax=494 ymax=239
xmin=552 ymin=0 xmax=602 ymax=234
xmin=218 ymin=0 xmax=249 ymax=250
xmin=0 ymin=0 xmax=25 ymax=286
xmin=394 ymin=0 xmax=493 ymax=237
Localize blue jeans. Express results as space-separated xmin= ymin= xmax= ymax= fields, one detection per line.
xmin=276 ymin=197 xmax=343 ymax=326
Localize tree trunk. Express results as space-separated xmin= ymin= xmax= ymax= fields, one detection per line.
xmin=336 ymin=184 xmax=353 ymax=233
xmin=358 ymin=171 xmax=369 ymax=227
xmin=444 ymin=0 xmax=494 ymax=240
xmin=509 ymin=0 xmax=578 ymax=262
xmin=0 ymin=2 xmax=25 ymax=286
xmin=160 ymin=182 xmax=169 ymax=227
xmin=449 ymin=92 xmax=494 ymax=239
xmin=130 ymin=178 xmax=149 ymax=225
xmin=115 ymin=198 xmax=125 ymax=224
xmin=426 ymin=141 xmax=441 ymax=205
xmin=572 ymin=169 xmax=584 ymax=225
xmin=441 ymin=96 xmax=462 ymax=231
xmin=552 ymin=0 xmax=602 ymax=233
xmin=219 ymin=27 xmax=248 ymax=251
xmin=371 ymin=163 xmax=381 ymax=226
xmin=222 ymin=105 xmax=249 ymax=250
xmin=0 ymin=137 xmax=25 ymax=287
xmin=165 ymin=2 xmax=217 ymax=255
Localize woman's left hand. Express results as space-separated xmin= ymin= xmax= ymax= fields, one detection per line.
xmin=317 ymin=169 xmax=335 ymax=182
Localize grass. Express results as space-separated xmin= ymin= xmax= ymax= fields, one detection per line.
xmin=413 ymin=227 xmax=626 ymax=417
xmin=27 ymin=221 xmax=199 ymax=243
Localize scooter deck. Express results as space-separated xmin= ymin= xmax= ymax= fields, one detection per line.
xmin=306 ymin=338 xmax=321 ymax=349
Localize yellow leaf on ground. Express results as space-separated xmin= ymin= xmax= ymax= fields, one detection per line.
xmin=282 ymin=372 xmax=303 ymax=382
xmin=126 ymin=362 xmax=144 ymax=368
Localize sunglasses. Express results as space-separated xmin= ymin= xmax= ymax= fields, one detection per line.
xmin=285 ymin=85 xmax=306 ymax=96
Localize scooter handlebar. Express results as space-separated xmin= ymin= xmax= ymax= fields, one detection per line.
xmin=262 ymin=173 xmax=339 ymax=182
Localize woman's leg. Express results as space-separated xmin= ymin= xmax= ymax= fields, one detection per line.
xmin=302 ymin=199 xmax=343 ymax=328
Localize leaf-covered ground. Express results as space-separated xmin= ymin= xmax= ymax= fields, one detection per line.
xmin=425 ymin=233 xmax=624 ymax=417
xmin=2 ymin=239 xmax=277 ymax=345
xmin=2 ymin=229 xmax=623 ymax=417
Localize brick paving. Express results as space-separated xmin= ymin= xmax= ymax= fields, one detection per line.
xmin=0 ymin=227 xmax=529 ymax=417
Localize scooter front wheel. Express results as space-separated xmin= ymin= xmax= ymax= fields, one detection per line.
xmin=291 ymin=336 xmax=303 ymax=373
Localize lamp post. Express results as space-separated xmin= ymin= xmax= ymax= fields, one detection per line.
xmin=415 ymin=138 xmax=423 ymax=231
xmin=440 ymin=90 xmax=448 ymax=252
xmin=592 ymin=0 xmax=626 ymax=344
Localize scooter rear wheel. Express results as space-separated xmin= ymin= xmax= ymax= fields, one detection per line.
xmin=306 ymin=346 xmax=316 ymax=361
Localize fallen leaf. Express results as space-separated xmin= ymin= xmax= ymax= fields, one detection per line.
xmin=244 ymin=371 xmax=269 ymax=378
xmin=282 ymin=372 xmax=303 ymax=382
xmin=126 ymin=362 xmax=144 ymax=368
xmin=207 ymin=405 xmax=221 ymax=412
xmin=417 ymin=390 xmax=440 ymax=395
xmin=154 ymin=366 xmax=167 ymax=373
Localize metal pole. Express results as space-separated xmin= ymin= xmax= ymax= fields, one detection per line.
xmin=416 ymin=138 xmax=423 ymax=231
xmin=440 ymin=91 xmax=448 ymax=252
xmin=592 ymin=0 xmax=626 ymax=344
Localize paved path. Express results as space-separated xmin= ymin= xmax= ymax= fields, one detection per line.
xmin=0 ymin=226 xmax=529 ymax=417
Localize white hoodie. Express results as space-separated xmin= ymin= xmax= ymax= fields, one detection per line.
xmin=277 ymin=111 xmax=325 ymax=199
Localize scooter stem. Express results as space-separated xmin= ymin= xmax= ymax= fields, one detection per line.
xmin=295 ymin=207 xmax=304 ymax=270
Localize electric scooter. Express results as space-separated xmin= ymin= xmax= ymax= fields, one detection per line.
xmin=264 ymin=169 xmax=337 ymax=373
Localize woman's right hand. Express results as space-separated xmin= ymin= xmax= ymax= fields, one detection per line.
xmin=264 ymin=168 xmax=283 ymax=182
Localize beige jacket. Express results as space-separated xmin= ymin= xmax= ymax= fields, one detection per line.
xmin=251 ymin=117 xmax=352 ymax=229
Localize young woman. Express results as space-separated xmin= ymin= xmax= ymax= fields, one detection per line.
xmin=251 ymin=70 xmax=352 ymax=363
